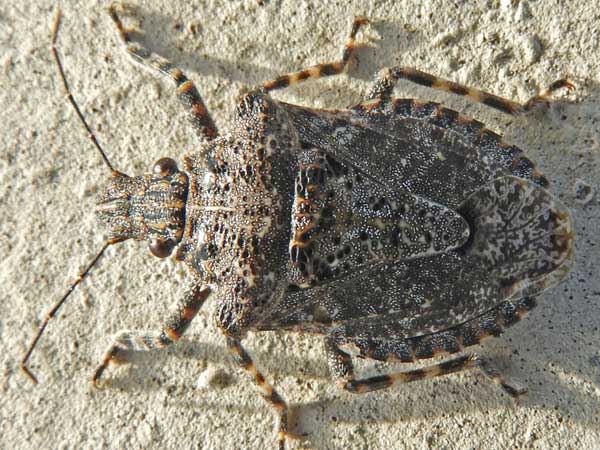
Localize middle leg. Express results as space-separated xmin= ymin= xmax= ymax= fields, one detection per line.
xmin=227 ymin=337 xmax=298 ymax=450
xmin=262 ymin=17 xmax=369 ymax=93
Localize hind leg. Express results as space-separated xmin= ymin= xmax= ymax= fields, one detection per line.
xmin=324 ymin=338 xmax=526 ymax=397
xmin=325 ymin=298 xmax=542 ymax=397
xmin=365 ymin=66 xmax=574 ymax=115
xmin=325 ymin=339 xmax=477 ymax=393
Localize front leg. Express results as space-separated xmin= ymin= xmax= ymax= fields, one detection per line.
xmin=93 ymin=284 xmax=210 ymax=385
xmin=227 ymin=337 xmax=296 ymax=450
xmin=108 ymin=4 xmax=218 ymax=141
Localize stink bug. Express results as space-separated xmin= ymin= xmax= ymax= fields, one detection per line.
xmin=22 ymin=6 xmax=575 ymax=449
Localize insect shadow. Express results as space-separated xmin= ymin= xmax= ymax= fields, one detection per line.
xmin=127 ymin=11 xmax=419 ymax=108
xmin=100 ymin=323 xmax=600 ymax=450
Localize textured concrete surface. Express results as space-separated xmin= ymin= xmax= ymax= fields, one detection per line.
xmin=2 ymin=1 xmax=599 ymax=449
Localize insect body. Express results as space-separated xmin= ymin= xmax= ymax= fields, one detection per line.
xmin=22 ymin=7 xmax=575 ymax=449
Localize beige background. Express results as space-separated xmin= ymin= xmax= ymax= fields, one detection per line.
xmin=2 ymin=1 xmax=599 ymax=449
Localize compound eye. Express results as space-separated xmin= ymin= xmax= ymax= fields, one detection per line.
xmin=153 ymin=157 xmax=178 ymax=177
xmin=149 ymin=238 xmax=176 ymax=258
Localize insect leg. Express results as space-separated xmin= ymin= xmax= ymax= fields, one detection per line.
xmin=327 ymin=341 xmax=478 ymax=393
xmin=227 ymin=337 xmax=297 ymax=450
xmin=325 ymin=338 xmax=524 ymax=397
xmin=108 ymin=4 xmax=218 ymax=141
xmin=366 ymin=66 xmax=574 ymax=115
xmin=262 ymin=17 xmax=368 ymax=93
xmin=325 ymin=339 xmax=477 ymax=393
xmin=92 ymin=285 xmax=210 ymax=385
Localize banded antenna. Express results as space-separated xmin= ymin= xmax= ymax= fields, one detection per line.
xmin=21 ymin=10 xmax=122 ymax=384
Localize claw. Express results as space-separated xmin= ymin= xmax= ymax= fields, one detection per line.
xmin=548 ymin=78 xmax=576 ymax=93
xmin=524 ymin=78 xmax=575 ymax=112
xmin=21 ymin=364 xmax=39 ymax=385
xmin=354 ymin=16 xmax=370 ymax=27
xmin=92 ymin=365 xmax=106 ymax=388
xmin=501 ymin=380 xmax=528 ymax=397
xmin=279 ymin=430 xmax=308 ymax=441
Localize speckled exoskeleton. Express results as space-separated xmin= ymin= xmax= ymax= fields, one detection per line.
xmin=22 ymin=6 xmax=575 ymax=449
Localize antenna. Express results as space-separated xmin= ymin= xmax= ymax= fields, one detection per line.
xmin=51 ymin=10 xmax=119 ymax=175
xmin=21 ymin=242 xmax=113 ymax=384
xmin=22 ymin=10 xmax=124 ymax=384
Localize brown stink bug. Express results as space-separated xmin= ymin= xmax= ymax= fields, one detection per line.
xmin=22 ymin=6 xmax=575 ymax=449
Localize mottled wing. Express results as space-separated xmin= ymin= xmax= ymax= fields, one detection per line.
xmin=256 ymin=176 xmax=573 ymax=341
xmin=458 ymin=176 xmax=573 ymax=301
xmin=281 ymin=100 xmax=548 ymax=209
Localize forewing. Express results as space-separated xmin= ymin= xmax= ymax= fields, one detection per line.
xmin=259 ymin=253 xmax=494 ymax=338
xmin=281 ymin=100 xmax=547 ymax=209
xmin=256 ymin=176 xmax=574 ymax=341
